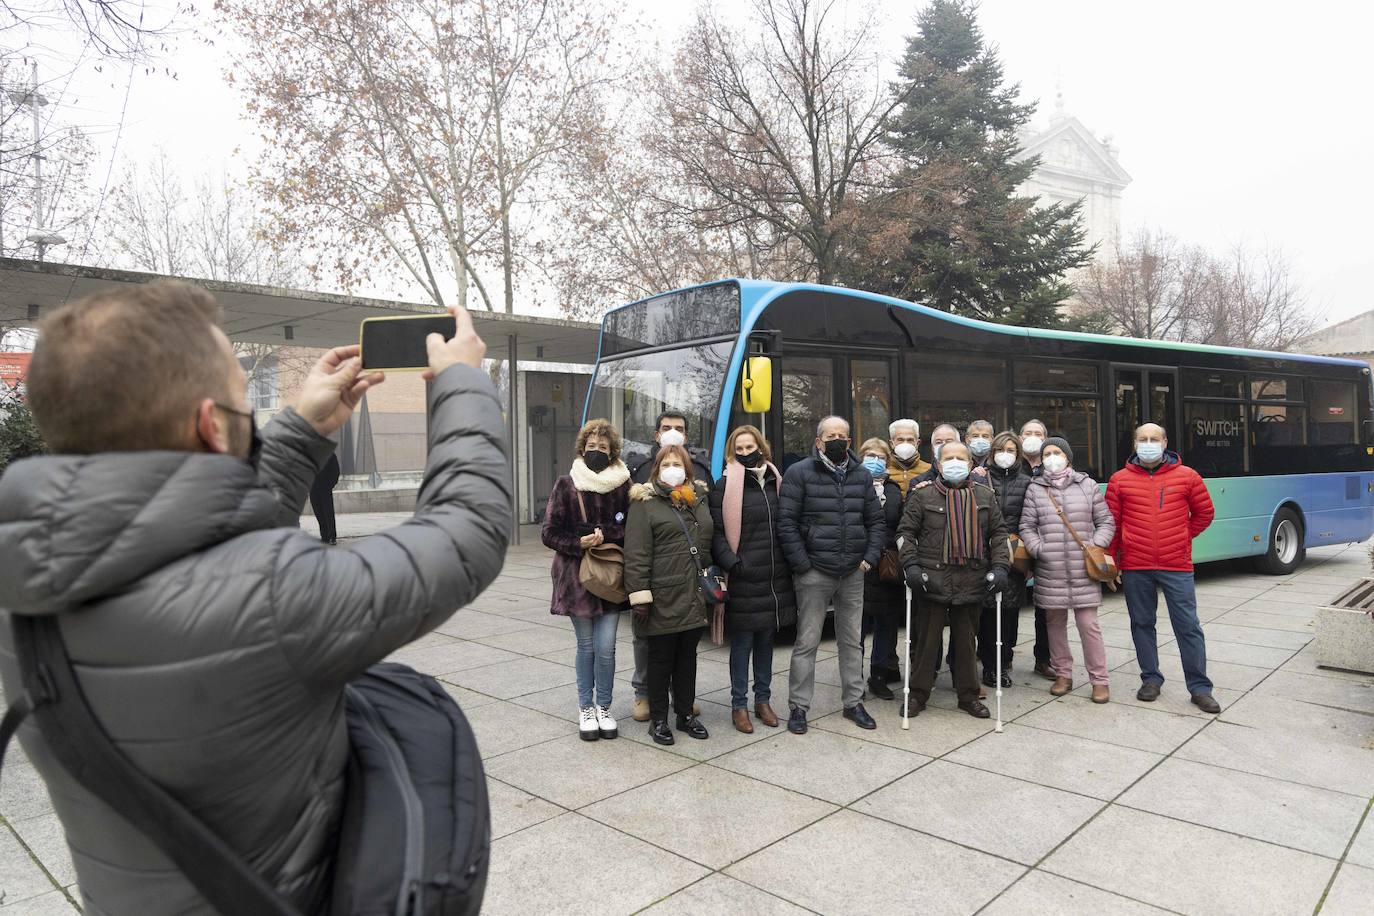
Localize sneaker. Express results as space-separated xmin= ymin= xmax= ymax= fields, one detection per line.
xmin=632 ymin=697 xmax=650 ymax=722
xmin=867 ymin=675 xmax=894 ymax=701
xmin=787 ymin=707 xmax=808 ymax=735
xmin=649 ymin=720 xmax=674 ymax=745
xmin=596 ymin=705 xmax=618 ymax=739
xmin=1191 ymin=693 xmax=1221 ymax=714
xmin=578 ymin=706 xmax=600 ymax=741
xmin=843 ymin=703 xmax=877 ymax=730
xmin=1136 ymin=682 xmax=1161 ymax=702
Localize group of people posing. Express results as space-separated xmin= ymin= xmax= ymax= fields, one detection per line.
xmin=542 ymin=410 xmax=1220 ymax=746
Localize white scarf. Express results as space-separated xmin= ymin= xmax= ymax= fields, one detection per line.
xmin=570 ymin=457 xmax=630 ymax=493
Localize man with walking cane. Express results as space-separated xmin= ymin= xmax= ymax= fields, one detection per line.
xmin=897 ymin=441 xmax=1011 ymax=720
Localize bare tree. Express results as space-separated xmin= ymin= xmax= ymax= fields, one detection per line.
xmin=1199 ymin=245 xmax=1322 ymax=351
xmin=1 ymin=1 xmax=185 ymax=62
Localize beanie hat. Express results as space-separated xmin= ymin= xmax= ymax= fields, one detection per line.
xmin=1042 ymin=436 xmax=1073 ymax=464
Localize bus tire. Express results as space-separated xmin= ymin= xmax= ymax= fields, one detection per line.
xmin=1255 ymin=508 xmax=1305 ymax=575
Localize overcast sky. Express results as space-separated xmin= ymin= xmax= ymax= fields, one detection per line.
xmin=17 ymin=0 xmax=1374 ymax=328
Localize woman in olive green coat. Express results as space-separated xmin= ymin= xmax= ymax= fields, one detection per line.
xmin=624 ymin=444 xmax=713 ymax=746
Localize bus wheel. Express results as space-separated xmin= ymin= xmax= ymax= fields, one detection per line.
xmin=1255 ymin=508 xmax=1305 ymax=575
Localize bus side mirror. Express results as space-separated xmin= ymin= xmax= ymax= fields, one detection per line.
xmin=1363 ymin=419 xmax=1374 ymax=446
xmin=741 ymin=356 xmax=772 ymax=414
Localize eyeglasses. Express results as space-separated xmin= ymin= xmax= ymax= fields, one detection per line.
xmin=214 ymin=402 xmax=253 ymax=420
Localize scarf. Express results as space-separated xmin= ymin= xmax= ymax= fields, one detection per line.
xmin=819 ymin=450 xmax=848 ymax=483
xmin=934 ymin=478 xmax=984 ymax=565
xmin=872 ymin=478 xmax=887 ymax=507
xmin=723 ymin=459 xmax=782 ymax=554
xmin=668 ymin=483 xmax=697 ymax=509
xmin=570 ymin=457 xmax=631 ymax=493
xmin=1045 ymin=465 xmax=1074 ymax=488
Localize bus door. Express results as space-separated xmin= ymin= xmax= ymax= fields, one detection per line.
xmin=1112 ymin=365 xmax=1179 ymax=469
xmin=772 ymin=350 xmax=895 ymax=470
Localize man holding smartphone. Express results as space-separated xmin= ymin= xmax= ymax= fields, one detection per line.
xmin=0 ymin=282 xmax=511 ymax=915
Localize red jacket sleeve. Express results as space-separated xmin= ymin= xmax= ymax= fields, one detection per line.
xmin=1105 ymin=474 xmax=1123 ymax=559
xmin=1187 ymin=470 xmax=1215 ymax=539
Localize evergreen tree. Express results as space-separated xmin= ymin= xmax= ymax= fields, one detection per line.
xmin=841 ymin=0 xmax=1092 ymax=327
xmin=0 ymin=386 xmax=44 ymax=476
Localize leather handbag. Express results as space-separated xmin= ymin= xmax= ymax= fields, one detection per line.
xmin=1044 ymin=487 xmax=1118 ymax=583
xmin=668 ymin=505 xmax=729 ymax=609
xmin=878 ymin=548 xmax=902 ymax=583
xmin=576 ymin=491 xmax=627 ymax=603
xmin=1007 ymin=534 xmax=1033 ymax=575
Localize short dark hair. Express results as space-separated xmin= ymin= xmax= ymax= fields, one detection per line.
xmin=655 ymin=411 xmax=688 ymax=432
xmin=27 ymin=281 xmax=232 ymax=453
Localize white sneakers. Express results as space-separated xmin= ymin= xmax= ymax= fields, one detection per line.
xmin=579 ymin=704 xmax=618 ymax=740
xmin=596 ymin=705 xmax=617 ymax=740
xmin=578 ymin=706 xmax=599 ymax=741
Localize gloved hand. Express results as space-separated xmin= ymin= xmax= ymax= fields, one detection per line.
xmin=633 ymin=604 xmax=651 ymax=623
xmin=986 ymin=566 xmax=1008 ymax=594
xmin=904 ymin=565 xmax=929 ymax=592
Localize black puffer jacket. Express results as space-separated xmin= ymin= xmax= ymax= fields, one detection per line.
xmin=863 ymin=478 xmax=906 ymax=619
xmin=778 ymin=449 xmax=886 ymax=577
xmin=984 ymin=462 xmax=1031 ymax=608
xmin=709 ymin=466 xmax=797 ymax=632
xmin=897 ymin=481 xmax=1010 ymax=606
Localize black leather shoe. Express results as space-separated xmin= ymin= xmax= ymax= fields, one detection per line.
xmin=843 ymin=703 xmax=877 ymax=729
xmin=959 ymin=699 xmax=991 ymax=719
xmin=1191 ymin=693 xmax=1221 ymax=714
xmin=981 ymin=668 xmax=997 ymax=688
xmin=867 ymin=676 xmax=894 ymax=700
xmin=877 ymin=664 xmax=902 ymax=685
xmin=1137 ymin=682 xmax=1162 ymax=702
xmin=649 ymin=720 xmax=674 ymax=745
xmin=999 ymin=671 xmax=1013 ymax=688
xmin=902 ymin=696 xmax=926 ymax=718
xmin=676 ymin=714 xmax=709 ymax=739
xmin=787 ymin=707 xmax=808 ymax=735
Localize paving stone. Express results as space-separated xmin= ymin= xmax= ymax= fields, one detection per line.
xmin=1174 ymin=720 xmax=1374 ymax=797
xmin=0 ymin=825 xmax=57 ymax=909
xmin=484 ymin=813 xmax=707 ymax=916
xmin=0 ymin=890 xmax=78 ymax=913
xmin=702 ymin=680 xmax=846 ymax=719
xmin=8 ymin=815 xmax=73 ymax=888
xmin=385 ymin=639 xmax=522 ymax=677
xmin=0 ymin=763 xmax=54 ymax=822
xmin=946 ymin=723 xmax=1162 ymax=801
xmin=1220 ymin=693 xmax=1374 ymax=749
xmin=1113 ymin=655 xmax=1271 ymax=692
xmin=1322 ymin=863 xmax=1374 ymax=916
xmin=1017 ymin=694 xmax=1208 ymax=753
xmin=1079 ymin=678 xmax=1245 ymax=718
xmin=1279 ymin=642 xmax=1374 ymax=684
xmin=1347 ymin=816 xmax=1374 ymax=870
xmin=583 ymin=766 xmax=835 ymax=868
xmin=980 ymin=870 xmax=1173 ymax=915
xmin=483 ymin=733 xmax=693 ymax=810
xmin=486 ymin=777 xmax=565 ymax=840
xmin=727 ymin=809 xmax=1024 ymax=915
xmin=1117 ymin=757 xmax=1366 ymax=858
xmin=923 ymin=681 xmax=1057 ymax=720
xmin=811 ymin=704 xmax=992 ymax=759
xmin=1158 ymin=637 xmax=1295 ymax=669
xmin=1234 ymin=596 xmax=1323 ymax=617
xmin=613 ymin=700 xmax=776 ymax=762
xmin=438 ymin=681 xmax=500 ymax=710
xmin=711 ymin=726 xmax=929 ymax=805
xmin=464 ymin=700 xmax=575 ymax=758
xmin=1214 ymin=609 xmax=1317 ymax=634
xmin=443 ymin=656 xmax=577 ymax=699
xmin=432 ymin=610 xmax=541 ymax=641
xmin=1042 ymin=805 xmax=1334 ymax=915
xmin=473 ymin=623 xmax=579 ymax=657
xmin=854 ymin=760 xmax=1103 ymax=865
xmin=1199 ymin=622 xmax=1312 ymax=651
xmin=510 ymin=676 xmax=638 ymax=723
xmin=1250 ymin=670 xmax=1374 ymax=714
xmin=641 ymin=873 xmax=811 ymax=915
xmin=534 ymin=644 xmax=638 ymax=672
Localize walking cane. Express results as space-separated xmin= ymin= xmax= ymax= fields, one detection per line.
xmin=994 ymin=589 xmax=1004 ymax=733
xmin=899 ymin=537 xmax=912 ymax=731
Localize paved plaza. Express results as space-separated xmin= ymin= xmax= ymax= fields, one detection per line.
xmin=2 ymin=514 xmax=1372 ymax=914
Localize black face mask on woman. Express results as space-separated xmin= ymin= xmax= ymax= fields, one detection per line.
xmin=736 ymin=451 xmax=762 ymax=468
xmin=583 ymin=450 xmax=611 ymax=473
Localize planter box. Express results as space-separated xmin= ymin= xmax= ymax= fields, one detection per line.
xmin=1316 ymin=578 xmax=1374 ymax=675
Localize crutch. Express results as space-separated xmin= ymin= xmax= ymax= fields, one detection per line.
xmin=994 ymin=589 xmax=1004 ymax=733
xmin=900 ymin=536 xmax=913 ymax=730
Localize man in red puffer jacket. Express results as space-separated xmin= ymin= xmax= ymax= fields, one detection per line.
xmin=1105 ymin=423 xmax=1220 ymax=714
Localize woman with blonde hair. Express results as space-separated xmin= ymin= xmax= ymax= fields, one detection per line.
xmin=708 ymin=426 xmax=796 ymax=732
xmin=857 ymin=437 xmax=905 ymax=701
xmin=540 ymin=418 xmax=632 ymax=740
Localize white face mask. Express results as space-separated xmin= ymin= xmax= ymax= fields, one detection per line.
xmin=1042 ymin=454 xmax=1069 ymax=474
xmin=659 ymin=465 xmax=687 ymax=488
xmin=993 ymin=452 xmax=1018 ymax=470
xmin=893 ymin=442 xmax=918 ymax=461
xmin=1022 ymin=435 xmax=1044 ymax=455
xmin=658 ymin=429 xmax=686 ymax=448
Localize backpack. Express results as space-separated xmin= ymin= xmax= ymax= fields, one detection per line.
xmin=0 ymin=616 xmax=489 ymax=916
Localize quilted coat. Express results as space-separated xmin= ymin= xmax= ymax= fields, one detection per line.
xmin=863 ymin=478 xmax=907 ymax=620
xmin=777 ymin=448 xmax=886 ymax=578
xmin=1020 ymin=471 xmax=1116 ymax=610
xmin=897 ymin=482 xmax=1011 ymax=607
xmin=0 ymin=364 xmax=512 ymax=916
xmin=984 ymin=462 xmax=1031 ymax=610
xmin=1105 ymin=452 xmax=1215 ymax=572
xmin=541 ymin=463 xmax=632 ymax=618
xmin=708 ymin=467 xmax=797 ymax=632
xmin=624 ymin=481 xmax=713 ymax=637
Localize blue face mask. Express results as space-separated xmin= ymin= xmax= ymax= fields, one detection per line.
xmin=862 ymin=456 xmax=887 ymax=477
xmin=968 ymin=437 xmax=991 ymax=457
xmin=1136 ymin=442 xmax=1165 ymax=463
xmin=941 ymin=459 xmax=970 ymax=484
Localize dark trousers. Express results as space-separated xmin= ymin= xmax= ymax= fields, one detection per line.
xmin=647 ymin=627 xmax=704 ymax=722
xmin=309 ymin=454 xmax=341 ymax=543
xmin=1033 ymin=605 xmax=1050 ymax=665
xmin=978 ymin=596 xmax=1020 ymax=672
xmin=912 ymin=600 xmax=981 ymax=704
xmin=863 ymin=611 xmax=900 ymax=676
xmin=729 ymin=627 xmax=774 ymax=709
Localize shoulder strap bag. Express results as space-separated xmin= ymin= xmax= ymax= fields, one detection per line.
xmin=575 ymin=490 xmax=627 ymax=604
xmin=667 ymin=504 xmax=729 ymax=643
xmin=1044 ymin=485 xmax=1118 ymax=583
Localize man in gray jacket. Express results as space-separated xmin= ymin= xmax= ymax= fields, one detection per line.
xmin=0 ymin=281 xmax=511 ymax=915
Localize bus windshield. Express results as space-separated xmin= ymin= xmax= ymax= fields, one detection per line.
xmin=586 ymin=341 xmax=734 ymax=463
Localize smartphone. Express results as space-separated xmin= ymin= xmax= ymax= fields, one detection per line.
xmin=359 ymin=315 xmax=456 ymax=371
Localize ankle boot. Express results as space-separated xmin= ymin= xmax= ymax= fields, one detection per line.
xmin=1050 ymin=676 xmax=1074 ymax=697
xmin=648 ymin=720 xmax=674 ymax=745
xmin=732 ymin=709 xmax=754 ymax=733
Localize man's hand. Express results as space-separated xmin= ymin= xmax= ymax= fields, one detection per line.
xmin=633 ymin=603 xmax=651 ymax=623
xmin=423 ymin=304 xmax=486 ymax=380
xmin=859 ymin=560 xmax=871 ymax=573
xmin=905 ymin=565 xmax=929 ymax=592
xmin=986 ymin=566 xmax=1008 ymax=594
xmin=973 ymin=465 xmax=988 ymax=477
xmin=579 ymin=528 xmax=605 ymax=549
xmin=295 ymin=345 xmax=385 ymax=437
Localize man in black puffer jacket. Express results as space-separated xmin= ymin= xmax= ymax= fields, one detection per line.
xmin=778 ymin=416 xmax=885 ymax=734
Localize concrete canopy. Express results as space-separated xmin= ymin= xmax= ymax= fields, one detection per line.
xmin=0 ymin=258 xmax=603 ymax=364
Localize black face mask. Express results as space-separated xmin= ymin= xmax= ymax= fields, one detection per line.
xmin=823 ymin=438 xmax=850 ymax=463
xmin=736 ymin=450 xmax=762 ymax=468
xmin=583 ymin=450 xmax=611 ymax=473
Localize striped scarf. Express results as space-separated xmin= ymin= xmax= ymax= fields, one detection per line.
xmin=934 ymin=478 xmax=984 ymax=565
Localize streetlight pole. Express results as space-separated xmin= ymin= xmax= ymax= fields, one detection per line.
xmin=7 ymin=59 xmax=66 ymax=261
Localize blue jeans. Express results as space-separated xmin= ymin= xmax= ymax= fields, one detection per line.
xmin=1123 ymin=570 xmax=1214 ymax=696
xmin=570 ymin=613 xmax=619 ymax=708
xmin=729 ymin=628 xmax=775 ymax=709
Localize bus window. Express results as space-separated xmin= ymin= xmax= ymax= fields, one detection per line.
xmin=602 ymin=283 xmax=740 ymax=356
xmin=1251 ymin=376 xmax=1303 ymax=402
xmin=851 ymin=358 xmax=893 ymax=448
xmin=903 ymin=352 xmax=1007 ymax=452
xmin=1015 ymin=395 xmax=1102 ymax=478
xmin=1185 ymin=401 xmax=1247 ymax=476
xmin=1183 ymin=368 xmax=1244 ymax=400
xmin=780 ymin=356 xmax=835 ymax=469
xmin=1015 ymin=360 xmax=1098 ymax=393
xmin=1251 ymin=403 xmax=1308 ymax=473
xmin=1309 ymin=380 xmax=1357 ymax=446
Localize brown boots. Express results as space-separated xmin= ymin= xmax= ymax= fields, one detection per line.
xmin=1050 ymin=676 xmax=1074 ymax=697
xmin=732 ymin=709 xmax=754 ymax=733
xmin=754 ymin=703 xmax=780 ymax=727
